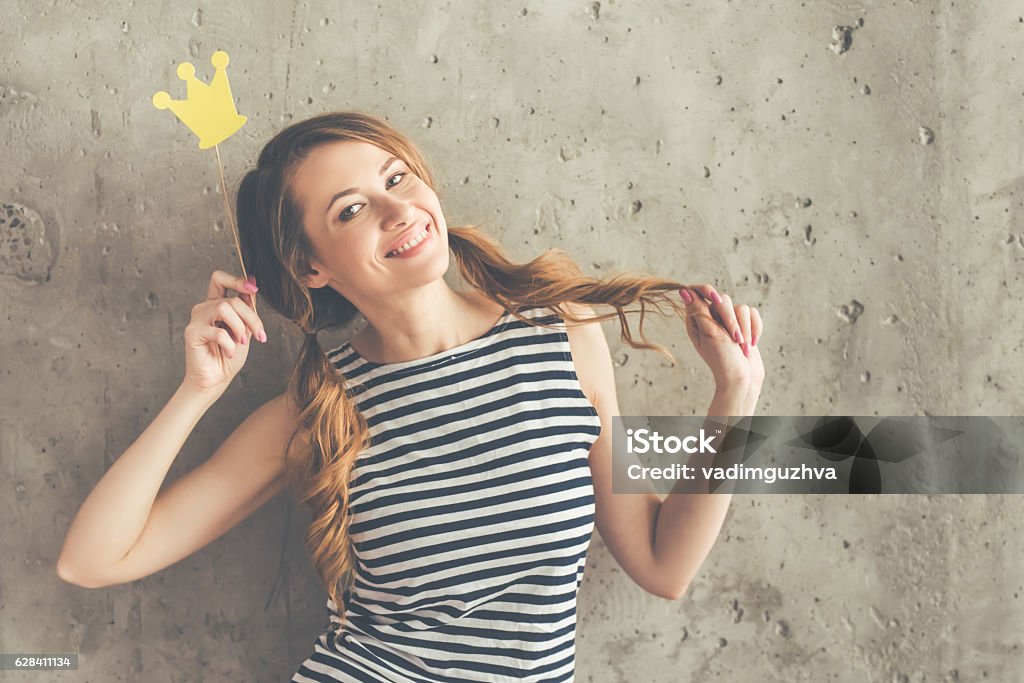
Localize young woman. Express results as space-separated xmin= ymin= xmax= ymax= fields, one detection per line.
xmin=57 ymin=111 xmax=765 ymax=682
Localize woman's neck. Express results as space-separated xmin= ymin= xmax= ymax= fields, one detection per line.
xmin=350 ymin=286 xmax=505 ymax=364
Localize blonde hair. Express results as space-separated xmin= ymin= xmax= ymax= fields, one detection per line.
xmin=235 ymin=111 xmax=687 ymax=645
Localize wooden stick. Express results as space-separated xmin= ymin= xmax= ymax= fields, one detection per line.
xmin=214 ymin=143 xmax=258 ymax=315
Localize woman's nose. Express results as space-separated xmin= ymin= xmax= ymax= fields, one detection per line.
xmin=383 ymin=203 xmax=418 ymax=230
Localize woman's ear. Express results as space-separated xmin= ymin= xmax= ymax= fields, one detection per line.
xmin=299 ymin=259 xmax=330 ymax=289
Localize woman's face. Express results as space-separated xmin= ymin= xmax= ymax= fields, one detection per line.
xmin=290 ymin=140 xmax=449 ymax=305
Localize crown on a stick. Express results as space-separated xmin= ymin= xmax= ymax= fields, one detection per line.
xmin=152 ymin=50 xmax=246 ymax=149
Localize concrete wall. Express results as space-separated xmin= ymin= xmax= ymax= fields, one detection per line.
xmin=2 ymin=1 xmax=1021 ymax=680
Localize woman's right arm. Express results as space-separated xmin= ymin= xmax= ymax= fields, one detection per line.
xmin=56 ymin=387 xmax=302 ymax=588
xmin=56 ymin=270 xmax=305 ymax=588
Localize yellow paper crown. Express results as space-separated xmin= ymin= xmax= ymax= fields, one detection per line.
xmin=152 ymin=50 xmax=246 ymax=149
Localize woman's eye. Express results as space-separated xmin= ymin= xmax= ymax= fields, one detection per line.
xmin=339 ymin=204 xmax=363 ymax=221
xmin=338 ymin=172 xmax=407 ymax=221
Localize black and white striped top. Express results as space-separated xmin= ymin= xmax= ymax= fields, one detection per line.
xmin=290 ymin=306 xmax=602 ymax=683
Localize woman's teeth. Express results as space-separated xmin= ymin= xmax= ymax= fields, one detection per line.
xmin=388 ymin=226 xmax=429 ymax=257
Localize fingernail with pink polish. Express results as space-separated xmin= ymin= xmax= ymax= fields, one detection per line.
xmin=711 ymin=290 xmax=723 ymax=304
xmin=680 ymin=289 xmax=693 ymax=303
xmin=733 ymin=329 xmax=743 ymax=344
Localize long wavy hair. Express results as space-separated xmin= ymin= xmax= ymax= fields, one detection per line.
xmin=235 ymin=111 xmax=687 ymax=645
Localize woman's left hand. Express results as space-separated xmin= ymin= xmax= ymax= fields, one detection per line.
xmin=678 ymin=285 xmax=765 ymax=393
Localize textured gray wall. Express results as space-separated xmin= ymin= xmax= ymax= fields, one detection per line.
xmin=2 ymin=1 xmax=1022 ymax=681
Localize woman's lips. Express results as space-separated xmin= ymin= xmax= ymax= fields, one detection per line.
xmin=386 ymin=223 xmax=432 ymax=259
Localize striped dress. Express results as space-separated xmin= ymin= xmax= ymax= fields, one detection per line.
xmin=290 ymin=306 xmax=602 ymax=683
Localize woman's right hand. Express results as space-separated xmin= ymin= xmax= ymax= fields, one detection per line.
xmin=182 ymin=270 xmax=267 ymax=395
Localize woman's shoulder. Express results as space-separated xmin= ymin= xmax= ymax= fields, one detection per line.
xmin=261 ymin=390 xmax=308 ymax=430
xmin=560 ymin=301 xmax=597 ymax=319
xmin=557 ymin=302 xmax=607 ymax=409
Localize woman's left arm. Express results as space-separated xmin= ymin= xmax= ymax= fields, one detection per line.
xmin=649 ymin=382 xmax=759 ymax=599
xmin=565 ymin=291 xmax=763 ymax=600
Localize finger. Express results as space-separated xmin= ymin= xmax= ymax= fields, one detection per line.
xmin=736 ymin=304 xmax=752 ymax=358
xmin=680 ymin=287 xmax=727 ymax=341
xmin=227 ymin=296 xmax=266 ymax=343
xmin=685 ymin=284 xmax=720 ymax=308
xmin=206 ymin=269 xmax=231 ymax=301
xmin=681 ymin=285 xmax=719 ymax=325
xmin=750 ymin=307 xmax=763 ymax=346
xmin=209 ymin=327 xmax=237 ymax=359
xmin=211 ymin=299 xmax=249 ymax=344
xmin=710 ymin=292 xmax=743 ymax=346
xmin=680 ymin=286 xmax=712 ymax=315
xmin=189 ymin=324 xmax=237 ymax=359
xmin=207 ymin=269 xmax=259 ymax=302
xmin=684 ymin=284 xmax=735 ymax=331
xmin=680 ymin=287 xmax=709 ymax=346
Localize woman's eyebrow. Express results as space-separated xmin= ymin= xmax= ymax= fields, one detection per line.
xmin=323 ymin=156 xmax=401 ymax=216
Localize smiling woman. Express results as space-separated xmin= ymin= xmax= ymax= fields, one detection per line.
xmin=284 ymin=137 xmax=458 ymax=349
xmin=234 ymin=111 xmax=762 ymax=681
xmin=57 ymin=109 xmax=763 ymax=683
